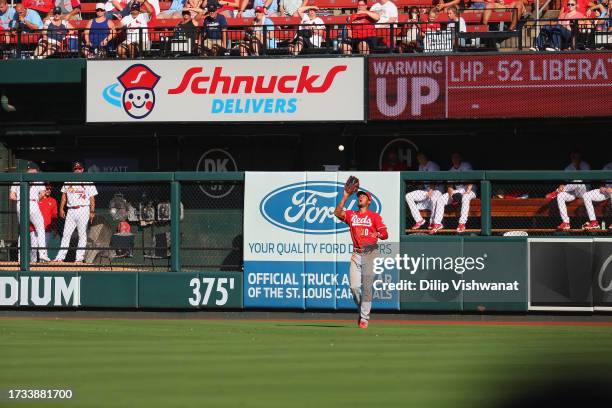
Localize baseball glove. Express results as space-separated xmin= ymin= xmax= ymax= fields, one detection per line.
xmin=344 ymin=176 xmax=360 ymax=194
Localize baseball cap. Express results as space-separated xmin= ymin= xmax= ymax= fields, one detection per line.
xmin=255 ymin=6 xmax=265 ymax=13
xmin=73 ymin=161 xmax=84 ymax=170
xmin=181 ymin=8 xmax=191 ymax=15
xmin=95 ymin=2 xmax=105 ymax=10
xmin=357 ymin=191 xmax=372 ymax=201
xmin=207 ymin=4 xmax=218 ymax=12
xmin=130 ymin=2 xmax=140 ymax=11
xmin=52 ymin=6 xmax=62 ymax=15
xmin=26 ymin=161 xmax=39 ymax=170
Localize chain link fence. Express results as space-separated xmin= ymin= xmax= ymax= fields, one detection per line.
xmin=180 ymin=180 xmax=243 ymax=272
xmin=404 ymin=179 xmax=482 ymax=235
xmin=491 ymin=180 xmax=612 ymax=235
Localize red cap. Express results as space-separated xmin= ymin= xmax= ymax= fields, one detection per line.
xmin=357 ymin=191 xmax=372 ymax=201
xmin=73 ymin=161 xmax=84 ymax=170
xmin=255 ymin=6 xmax=265 ymax=13
xmin=117 ymin=64 xmax=161 ymax=91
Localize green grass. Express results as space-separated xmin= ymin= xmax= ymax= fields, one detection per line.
xmin=2 ymin=319 xmax=612 ymax=408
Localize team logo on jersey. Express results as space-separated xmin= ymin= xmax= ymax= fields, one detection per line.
xmin=102 ymin=64 xmax=161 ymax=119
xmin=260 ymin=181 xmax=381 ymax=234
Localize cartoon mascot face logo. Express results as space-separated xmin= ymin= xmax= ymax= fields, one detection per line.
xmin=116 ymin=64 xmax=161 ymax=119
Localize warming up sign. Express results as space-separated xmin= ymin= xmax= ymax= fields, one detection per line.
xmin=86 ymin=58 xmax=365 ymax=122
xmin=243 ymin=172 xmax=400 ymax=309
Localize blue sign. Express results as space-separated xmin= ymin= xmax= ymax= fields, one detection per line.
xmin=259 ymin=181 xmax=382 ymax=235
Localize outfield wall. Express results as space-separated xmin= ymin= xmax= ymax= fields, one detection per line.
xmin=1 ymin=171 xmax=611 ymax=313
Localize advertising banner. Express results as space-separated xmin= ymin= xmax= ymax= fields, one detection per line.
xmin=369 ymin=52 xmax=612 ymax=120
xmin=243 ymin=172 xmax=400 ymax=309
xmin=0 ymin=272 xmax=243 ymax=309
xmin=87 ymin=58 xmax=365 ymax=122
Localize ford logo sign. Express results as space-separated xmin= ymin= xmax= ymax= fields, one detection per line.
xmin=260 ymin=181 xmax=382 ymax=234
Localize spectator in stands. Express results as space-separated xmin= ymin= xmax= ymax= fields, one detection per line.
xmin=341 ymin=0 xmax=380 ymax=55
xmin=531 ymin=1 xmax=585 ymax=50
xmin=216 ymin=0 xmax=240 ymax=18
xmin=9 ymin=3 xmax=44 ymax=32
xmin=446 ymin=6 xmax=466 ymax=32
xmin=23 ymin=0 xmax=54 ymax=20
xmin=371 ymin=0 xmax=398 ymax=25
xmin=237 ymin=6 xmax=274 ymax=55
xmin=469 ymin=0 xmax=488 ymax=9
xmin=83 ymin=3 xmax=114 ymax=57
xmin=158 ymin=0 xmax=187 ymax=18
xmin=54 ymin=0 xmax=82 ymax=20
xmin=482 ymin=0 xmax=526 ymax=30
xmin=587 ymin=0 xmax=609 ymax=30
xmin=33 ymin=6 xmax=73 ymax=57
xmin=116 ymin=1 xmax=152 ymax=58
xmin=545 ymin=149 xmax=591 ymax=230
xmin=289 ymin=5 xmax=324 ymax=55
xmin=429 ymin=152 xmax=475 ymax=234
xmin=173 ymin=8 xmax=200 ymax=53
xmin=397 ymin=6 xmax=422 ymax=52
xmin=201 ymin=4 xmax=227 ymax=55
xmin=0 ymin=0 xmax=16 ymax=31
xmin=279 ymin=0 xmax=307 ymax=17
xmin=107 ymin=0 xmax=159 ymax=19
xmin=381 ymin=151 xmax=408 ymax=171
xmin=434 ymin=0 xmax=461 ymax=11
xmin=239 ymin=0 xmax=278 ymax=17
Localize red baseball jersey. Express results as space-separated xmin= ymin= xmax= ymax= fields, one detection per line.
xmin=29 ymin=196 xmax=58 ymax=233
xmin=344 ymin=209 xmax=388 ymax=250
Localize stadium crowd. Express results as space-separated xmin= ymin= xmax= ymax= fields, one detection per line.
xmin=0 ymin=0 xmax=609 ymax=58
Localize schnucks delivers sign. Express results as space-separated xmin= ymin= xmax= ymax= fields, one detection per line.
xmin=243 ymin=172 xmax=400 ymax=310
xmin=86 ymin=58 xmax=364 ymax=122
xmin=369 ymin=52 xmax=612 ymax=120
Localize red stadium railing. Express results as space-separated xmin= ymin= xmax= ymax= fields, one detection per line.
xmin=1 ymin=17 xmax=609 ymax=59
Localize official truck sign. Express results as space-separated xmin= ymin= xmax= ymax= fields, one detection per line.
xmin=369 ymin=52 xmax=612 ymax=120
xmin=88 ymin=58 xmax=365 ymax=122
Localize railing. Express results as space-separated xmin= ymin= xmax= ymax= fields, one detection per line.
xmin=523 ymin=18 xmax=612 ymax=50
xmin=2 ymin=171 xmax=611 ymax=272
xmin=2 ymin=16 xmax=608 ymax=59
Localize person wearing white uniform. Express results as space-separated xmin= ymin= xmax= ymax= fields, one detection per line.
xmin=9 ymin=162 xmax=49 ymax=262
xmin=430 ymin=153 xmax=476 ymax=234
xmin=370 ymin=0 xmax=398 ymax=26
xmin=54 ymin=162 xmax=98 ymax=263
xmin=579 ymin=162 xmax=612 ymax=231
xmin=406 ymin=152 xmax=442 ymax=230
xmin=545 ymin=150 xmax=591 ymax=231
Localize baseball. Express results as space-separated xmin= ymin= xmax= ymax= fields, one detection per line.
xmin=338 ymin=145 xmax=344 ymax=151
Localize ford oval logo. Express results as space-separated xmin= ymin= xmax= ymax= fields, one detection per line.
xmin=259 ymin=181 xmax=382 ymax=234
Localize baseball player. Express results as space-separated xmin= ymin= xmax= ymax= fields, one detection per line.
xmin=578 ymin=162 xmax=612 ymax=231
xmin=9 ymin=162 xmax=50 ymax=262
xmin=28 ymin=184 xmax=58 ymax=262
xmin=406 ymin=152 xmax=442 ymax=230
xmin=545 ymin=150 xmax=591 ymax=230
xmin=429 ymin=153 xmax=476 ymax=234
xmin=334 ymin=176 xmax=388 ymax=329
xmin=54 ymin=162 xmax=98 ymax=263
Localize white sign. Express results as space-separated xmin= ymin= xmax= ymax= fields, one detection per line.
xmin=87 ymin=58 xmax=365 ymax=122
xmin=244 ymin=172 xmax=400 ymax=263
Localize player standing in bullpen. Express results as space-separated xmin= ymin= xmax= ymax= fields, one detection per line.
xmin=54 ymin=162 xmax=98 ymax=263
xmin=334 ymin=176 xmax=388 ymax=328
